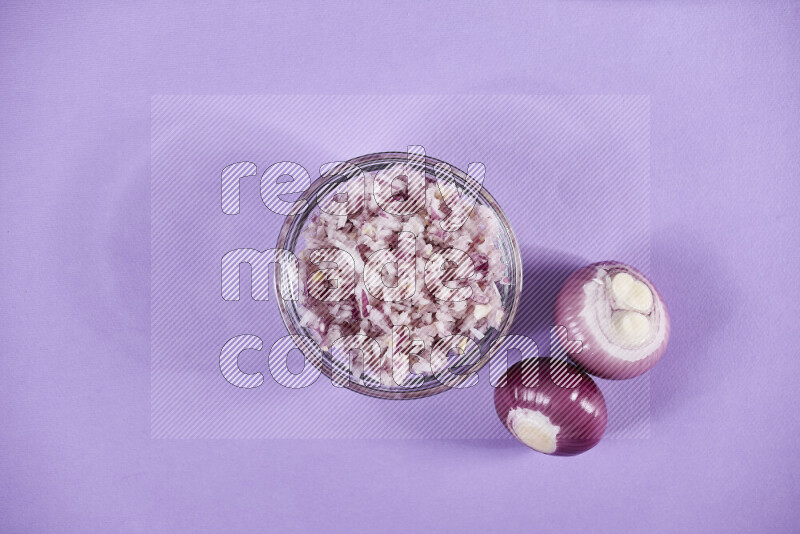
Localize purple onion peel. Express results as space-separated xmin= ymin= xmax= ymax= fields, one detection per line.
xmin=554 ymin=261 xmax=670 ymax=380
xmin=494 ymin=358 xmax=607 ymax=455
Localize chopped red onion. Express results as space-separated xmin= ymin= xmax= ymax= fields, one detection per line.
xmin=297 ymin=167 xmax=508 ymax=383
xmin=494 ymin=358 xmax=607 ymax=455
xmin=554 ymin=261 xmax=671 ymax=380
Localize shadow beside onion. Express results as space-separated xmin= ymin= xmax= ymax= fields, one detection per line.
xmin=509 ymin=246 xmax=586 ymax=341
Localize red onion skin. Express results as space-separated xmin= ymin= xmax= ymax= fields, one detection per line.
xmin=554 ymin=261 xmax=671 ymax=380
xmin=494 ymin=358 xmax=607 ymax=456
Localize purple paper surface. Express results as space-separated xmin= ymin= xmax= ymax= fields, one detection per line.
xmin=1 ymin=2 xmax=799 ymax=533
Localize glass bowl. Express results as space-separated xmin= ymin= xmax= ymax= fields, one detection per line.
xmin=275 ymin=152 xmax=523 ymax=399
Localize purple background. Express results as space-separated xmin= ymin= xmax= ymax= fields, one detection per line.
xmin=1 ymin=2 xmax=798 ymax=533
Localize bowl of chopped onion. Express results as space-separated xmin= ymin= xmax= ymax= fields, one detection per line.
xmin=275 ymin=152 xmax=523 ymax=399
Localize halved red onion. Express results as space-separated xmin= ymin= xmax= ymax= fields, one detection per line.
xmin=494 ymin=358 xmax=607 ymax=455
xmin=554 ymin=261 xmax=670 ymax=380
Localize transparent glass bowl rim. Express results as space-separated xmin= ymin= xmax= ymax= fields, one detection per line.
xmin=274 ymin=152 xmax=523 ymax=400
